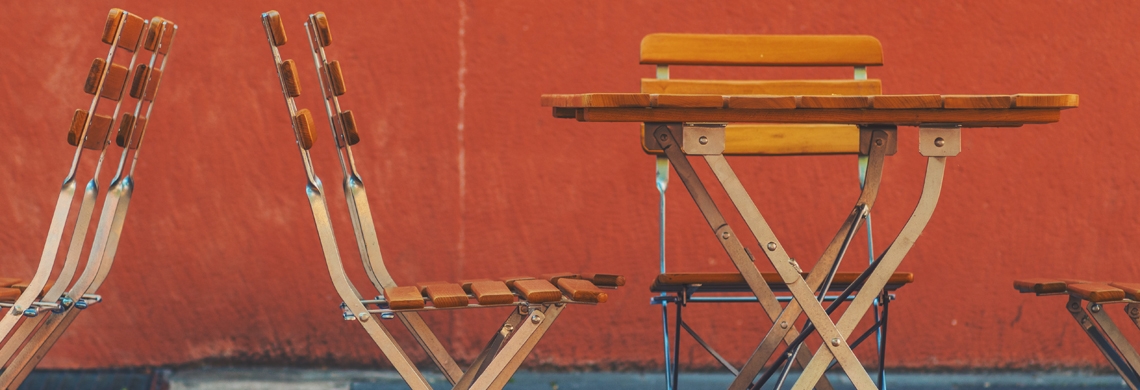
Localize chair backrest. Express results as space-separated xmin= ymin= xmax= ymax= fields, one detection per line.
xmin=639 ymin=34 xmax=887 ymax=156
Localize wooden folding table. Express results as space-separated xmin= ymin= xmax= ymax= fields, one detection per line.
xmin=541 ymin=92 xmax=1077 ymax=389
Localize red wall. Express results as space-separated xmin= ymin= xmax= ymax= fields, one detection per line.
xmin=1 ymin=1 xmax=1136 ymax=370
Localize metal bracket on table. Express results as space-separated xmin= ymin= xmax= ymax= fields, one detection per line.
xmin=679 ymin=123 xmax=726 ymax=155
xmin=919 ymin=125 xmax=962 ymax=157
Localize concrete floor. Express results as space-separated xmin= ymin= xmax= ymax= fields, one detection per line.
xmin=16 ymin=368 xmax=1132 ymax=390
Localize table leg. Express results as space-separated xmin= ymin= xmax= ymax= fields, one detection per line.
xmin=651 ymin=124 xmax=838 ymax=390
xmin=792 ymin=155 xmax=948 ymax=390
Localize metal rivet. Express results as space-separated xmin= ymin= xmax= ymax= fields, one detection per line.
xmin=358 ymin=312 xmax=371 ymax=322
xmin=1091 ymin=304 xmax=1102 ymax=313
xmin=659 ymin=134 xmax=668 ymax=141
xmin=698 ymin=136 xmax=709 ymax=145
xmin=721 ymin=231 xmax=731 ymax=239
xmin=1130 ymin=307 xmax=1140 ymax=317
xmin=780 ymin=321 xmax=788 ymax=329
xmin=831 ymin=338 xmax=840 ymax=347
xmin=934 ymin=137 xmax=945 ymax=147
xmin=766 ymin=242 xmax=777 ymax=251
xmin=531 ymin=313 xmax=542 ymax=324
xmin=875 ymin=138 xmax=884 ymax=146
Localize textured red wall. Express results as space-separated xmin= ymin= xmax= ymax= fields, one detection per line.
xmin=0 ymin=0 xmax=1135 ymax=371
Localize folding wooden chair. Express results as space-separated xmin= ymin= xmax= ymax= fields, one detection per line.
xmin=1015 ymin=279 xmax=1140 ymax=389
xmin=638 ymin=34 xmax=913 ymax=389
xmin=260 ymin=11 xmax=624 ymax=390
xmin=0 ymin=10 xmax=177 ymax=388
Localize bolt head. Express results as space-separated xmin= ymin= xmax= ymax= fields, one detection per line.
xmin=934 ymin=137 xmax=946 ymax=147
xmin=1091 ymin=304 xmax=1102 ymax=313
xmin=531 ymin=313 xmax=542 ymax=324
xmin=698 ymin=136 xmax=709 ymax=145
xmin=875 ymin=138 xmax=884 ymax=146
xmin=780 ymin=321 xmax=788 ymax=329
xmin=721 ymin=231 xmax=731 ymax=239
xmin=358 ymin=312 xmax=371 ymax=322
xmin=766 ymin=242 xmax=777 ymax=251
xmin=831 ymin=338 xmax=840 ymax=347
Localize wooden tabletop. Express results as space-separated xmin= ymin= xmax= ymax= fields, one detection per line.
xmin=541 ymin=93 xmax=1077 ymax=127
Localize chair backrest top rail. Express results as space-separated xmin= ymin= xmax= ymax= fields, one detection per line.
xmin=640 ymin=33 xmax=884 ymax=67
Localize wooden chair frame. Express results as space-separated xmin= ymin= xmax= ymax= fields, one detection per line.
xmin=1016 ymin=279 xmax=1140 ymax=390
xmin=0 ymin=10 xmax=177 ymax=389
xmin=261 ymin=11 xmax=621 ymax=390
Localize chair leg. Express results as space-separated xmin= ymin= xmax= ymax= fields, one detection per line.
xmin=672 ymin=299 xmax=683 ymax=390
xmin=661 ymin=299 xmax=673 ymax=390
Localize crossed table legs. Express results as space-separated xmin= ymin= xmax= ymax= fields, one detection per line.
xmin=647 ymin=122 xmax=957 ymax=389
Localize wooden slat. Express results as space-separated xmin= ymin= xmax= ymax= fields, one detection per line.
xmin=539 ymin=273 xmax=578 ymax=283
xmin=467 ymin=281 xmax=515 ymax=305
xmin=1067 ymin=283 xmax=1125 ymax=303
xmin=651 ymin=94 xmax=723 ymax=108
xmin=1110 ymin=282 xmax=1140 ymax=301
xmin=578 ymin=107 xmax=1059 ymax=127
xmin=383 ymin=286 xmax=425 ymax=310
xmin=580 ymin=273 xmax=626 ymax=287
xmin=642 ymin=79 xmax=882 ymax=96
xmin=557 ymin=278 xmax=608 ymax=303
xmin=1012 ymin=94 xmax=1079 ymax=108
xmin=419 ymin=283 xmax=469 ymax=308
xmin=539 ymin=93 xmax=650 ymax=108
xmin=944 ymin=95 xmax=1012 ymax=109
xmin=1013 ymin=279 xmax=1067 ymax=294
xmin=512 ymin=279 xmax=563 ymax=303
xmin=642 ymin=124 xmax=860 ymax=156
xmin=725 ymin=96 xmax=797 ymax=109
xmin=640 ymin=34 xmax=883 ymax=66
xmin=872 ymin=95 xmax=942 ymax=109
xmin=798 ymin=95 xmax=872 ymax=109
xmin=0 ymin=278 xmax=22 ymax=288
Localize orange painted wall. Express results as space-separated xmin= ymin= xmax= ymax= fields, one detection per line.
xmin=0 ymin=1 xmax=1136 ymax=370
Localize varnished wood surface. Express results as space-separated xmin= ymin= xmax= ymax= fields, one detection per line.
xmin=580 ymin=273 xmax=626 ymax=287
xmin=577 ymin=107 xmax=1061 ymax=127
xmin=383 ymin=286 xmax=426 ymax=310
xmin=543 ymin=93 xmax=1078 ymax=109
xmin=420 ymin=283 xmax=470 ymax=308
xmin=641 ymin=124 xmax=861 ymax=156
xmin=265 ymin=10 xmax=287 ymax=46
xmin=467 ymin=281 xmax=515 ymax=305
xmin=313 ymin=12 xmax=332 ymax=47
xmin=340 ymin=110 xmax=359 ymax=146
xmin=1066 ymin=283 xmax=1126 ymax=303
xmin=294 ymin=109 xmax=316 ymax=150
xmin=511 ymin=279 xmax=562 ymax=303
xmin=1110 ymin=282 xmax=1140 ymax=301
xmin=557 ymin=278 xmax=608 ymax=303
xmin=641 ymin=79 xmax=882 ymax=96
xmin=640 ymin=34 xmax=883 ymax=66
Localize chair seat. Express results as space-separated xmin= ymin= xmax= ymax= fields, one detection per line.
xmin=1015 ymin=278 xmax=1138 ymax=303
xmin=379 ymin=273 xmax=623 ymax=310
xmin=650 ymin=272 xmax=913 ymax=293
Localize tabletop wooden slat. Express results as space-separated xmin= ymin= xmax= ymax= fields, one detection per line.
xmin=725 ymin=96 xmax=798 ymax=109
xmin=652 ymin=94 xmax=723 ymax=108
xmin=798 ymin=95 xmax=873 ymax=109
xmin=541 ymin=93 xmax=1076 ymax=126
xmin=1012 ymin=93 xmax=1079 ymax=108
xmin=871 ymin=94 xmax=942 ymax=109
xmin=575 ymin=107 xmax=1060 ymax=127
xmin=943 ymin=95 xmax=1013 ymax=109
